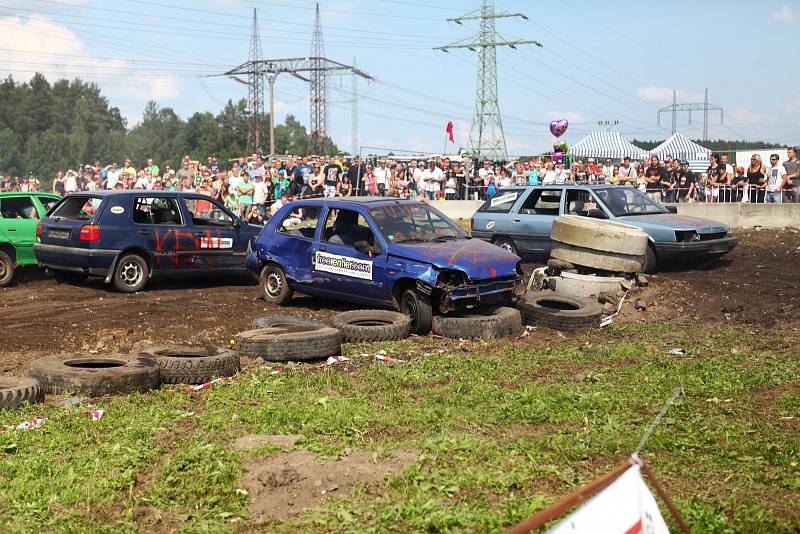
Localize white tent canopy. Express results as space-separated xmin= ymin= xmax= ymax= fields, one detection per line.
xmin=649 ymin=132 xmax=711 ymax=160
xmin=568 ymin=131 xmax=649 ymax=160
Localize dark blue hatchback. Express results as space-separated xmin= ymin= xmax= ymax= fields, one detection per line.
xmin=34 ymin=191 xmax=261 ymax=292
xmin=247 ymin=197 xmax=522 ymax=334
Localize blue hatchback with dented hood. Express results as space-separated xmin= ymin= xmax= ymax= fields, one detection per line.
xmin=247 ymin=197 xmax=522 ymax=334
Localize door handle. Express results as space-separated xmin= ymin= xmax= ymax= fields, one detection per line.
xmin=194 ymin=232 xmax=205 ymax=237
xmin=137 ymin=230 xmax=150 ymax=236
xmin=7 ymin=228 xmax=16 ymax=231
xmin=318 ymin=245 xmax=327 ymax=252
xmin=513 ymin=218 xmax=520 ymax=223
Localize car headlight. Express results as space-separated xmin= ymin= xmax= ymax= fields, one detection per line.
xmin=437 ymin=269 xmax=468 ymax=287
xmin=675 ymin=230 xmax=699 ymax=242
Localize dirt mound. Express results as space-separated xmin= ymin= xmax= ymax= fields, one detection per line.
xmin=240 ymin=449 xmax=417 ymax=520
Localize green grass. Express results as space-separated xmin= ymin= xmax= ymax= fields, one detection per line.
xmin=1 ymin=325 xmax=798 ymax=533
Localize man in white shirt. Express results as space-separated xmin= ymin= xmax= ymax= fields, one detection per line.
xmin=65 ymin=170 xmax=79 ymax=192
xmin=765 ymin=153 xmax=787 ymax=203
xmin=421 ymin=160 xmax=444 ymax=200
xmin=252 ymin=175 xmax=268 ymax=216
xmin=374 ymin=159 xmax=391 ymax=196
xmin=104 ymin=163 xmax=119 ymax=189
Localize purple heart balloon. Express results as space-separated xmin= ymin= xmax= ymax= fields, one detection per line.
xmin=549 ymin=119 xmax=569 ymax=138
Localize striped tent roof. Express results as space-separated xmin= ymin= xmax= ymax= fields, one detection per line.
xmin=650 ymin=132 xmax=711 ymax=160
xmin=568 ymin=131 xmax=650 ymax=159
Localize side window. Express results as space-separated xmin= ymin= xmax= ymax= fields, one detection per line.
xmin=133 ymin=197 xmax=183 ymax=226
xmin=565 ymin=190 xmax=597 ymax=215
xmin=39 ymin=197 xmax=60 ymax=215
xmin=322 ymin=208 xmax=376 ymax=248
xmin=0 ymin=197 xmax=37 ymax=219
xmin=520 ymin=189 xmax=562 ymax=215
xmin=479 ymin=189 xmax=523 ymax=213
xmin=183 ymin=198 xmax=233 ymax=226
xmin=277 ymin=205 xmax=321 ymax=240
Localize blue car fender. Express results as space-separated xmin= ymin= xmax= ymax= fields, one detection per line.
xmin=385 ymin=255 xmax=438 ymax=296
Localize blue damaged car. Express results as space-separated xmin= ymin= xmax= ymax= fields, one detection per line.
xmin=471 ymin=185 xmax=737 ymax=272
xmin=246 ymin=197 xmax=522 ymax=334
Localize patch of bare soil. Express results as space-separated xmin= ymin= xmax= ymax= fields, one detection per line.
xmin=240 ymin=449 xmax=418 ymax=521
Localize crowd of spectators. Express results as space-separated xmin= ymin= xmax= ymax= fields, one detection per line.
xmin=1 ymin=147 xmax=798 ymax=220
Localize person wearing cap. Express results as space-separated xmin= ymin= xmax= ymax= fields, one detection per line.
xmin=730 ymin=165 xmax=748 ymax=202
xmin=676 ymin=160 xmax=696 ymax=203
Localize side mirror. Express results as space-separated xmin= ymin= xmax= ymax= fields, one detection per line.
xmin=354 ymin=240 xmax=379 ymax=255
xmin=586 ymin=208 xmax=607 ymax=219
xmin=665 ymin=205 xmax=678 ymax=214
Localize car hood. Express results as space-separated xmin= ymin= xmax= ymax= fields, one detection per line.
xmin=619 ymin=214 xmax=729 ymax=234
xmin=388 ymin=238 xmax=519 ymax=280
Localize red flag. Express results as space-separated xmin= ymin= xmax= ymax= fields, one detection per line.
xmin=445 ymin=121 xmax=454 ymax=143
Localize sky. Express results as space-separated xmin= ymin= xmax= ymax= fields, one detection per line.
xmin=0 ymin=0 xmax=798 ymax=156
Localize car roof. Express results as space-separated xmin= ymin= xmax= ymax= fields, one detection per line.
xmin=0 ymin=191 xmax=60 ymax=198
xmin=62 ymin=190 xmax=211 ymax=200
xmin=497 ymin=184 xmax=630 ymax=191
xmin=288 ymin=197 xmax=423 ymax=209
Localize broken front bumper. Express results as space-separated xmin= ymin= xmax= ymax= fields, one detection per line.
xmin=424 ymin=277 xmax=521 ymax=313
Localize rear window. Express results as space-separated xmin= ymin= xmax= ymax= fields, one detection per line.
xmin=479 ymin=189 xmax=523 ymax=213
xmin=50 ymin=196 xmax=103 ymax=221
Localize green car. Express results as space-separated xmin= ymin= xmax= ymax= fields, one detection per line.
xmin=0 ymin=192 xmax=61 ymax=286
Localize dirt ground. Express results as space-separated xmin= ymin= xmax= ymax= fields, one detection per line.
xmin=1 ymin=228 xmax=799 ymax=373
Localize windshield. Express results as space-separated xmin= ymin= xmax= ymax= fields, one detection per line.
xmin=593 ymin=187 xmax=670 ymax=217
xmin=50 ymin=195 xmax=103 ymax=220
xmin=369 ymin=203 xmax=467 ymax=244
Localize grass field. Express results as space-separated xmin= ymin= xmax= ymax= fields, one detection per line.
xmin=1 ymin=324 xmax=798 ymax=533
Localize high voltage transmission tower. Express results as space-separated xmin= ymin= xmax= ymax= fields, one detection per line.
xmin=435 ymin=0 xmax=541 ymax=160
xmin=213 ymin=5 xmax=372 ymax=156
xmin=657 ymin=88 xmax=723 ymax=141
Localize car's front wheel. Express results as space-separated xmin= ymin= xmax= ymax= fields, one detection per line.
xmin=0 ymin=250 xmax=14 ymax=287
xmin=493 ymin=236 xmax=517 ymax=255
xmin=112 ymin=254 xmax=148 ymax=293
xmin=400 ymin=288 xmax=432 ymax=335
xmin=260 ymin=263 xmax=293 ymax=305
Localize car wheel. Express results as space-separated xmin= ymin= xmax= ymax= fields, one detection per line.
xmin=260 ymin=263 xmax=293 ymax=305
xmin=51 ymin=270 xmax=88 ymax=285
xmin=432 ymin=307 xmax=522 ymax=340
xmin=112 ymin=254 xmax=148 ymax=293
xmin=0 ymin=250 xmax=14 ymax=287
xmin=493 ymin=236 xmax=517 ymax=255
xmin=400 ymin=289 xmax=432 ymax=336
xmin=643 ymin=245 xmax=657 ymax=274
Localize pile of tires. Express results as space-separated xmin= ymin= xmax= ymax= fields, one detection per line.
xmin=517 ymin=291 xmax=603 ymax=330
xmin=432 ymin=307 xmax=521 ymax=340
xmin=550 ymin=215 xmax=651 ymax=273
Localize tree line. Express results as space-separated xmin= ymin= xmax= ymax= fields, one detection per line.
xmin=0 ymin=73 xmax=338 ymax=181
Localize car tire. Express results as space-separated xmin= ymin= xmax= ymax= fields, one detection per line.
xmin=493 ymin=236 xmax=517 ymax=255
xmin=29 ymin=354 xmax=160 ymax=395
xmin=643 ymin=245 xmax=657 ymax=274
xmin=142 ymin=347 xmax=240 ymax=385
xmin=329 ymin=310 xmax=412 ymax=343
xmin=51 ymin=270 xmax=89 ymax=285
xmin=432 ymin=306 xmax=522 ymax=339
xmin=0 ymin=376 xmax=44 ymax=410
xmin=234 ymin=326 xmax=341 ymax=362
xmin=252 ymin=315 xmax=326 ymax=330
xmin=517 ymin=291 xmax=603 ymax=330
xmin=112 ymin=254 xmax=148 ymax=293
xmin=260 ymin=263 xmax=293 ymax=305
xmin=400 ymin=289 xmax=432 ymax=336
xmin=0 ymin=250 xmax=14 ymax=287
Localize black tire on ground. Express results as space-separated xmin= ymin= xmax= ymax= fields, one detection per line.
xmin=112 ymin=254 xmax=148 ymax=293
xmin=329 ymin=310 xmax=412 ymax=343
xmin=400 ymin=289 xmax=433 ymax=336
xmin=0 ymin=250 xmax=14 ymax=287
xmin=643 ymin=245 xmax=657 ymax=274
xmin=142 ymin=347 xmax=240 ymax=385
xmin=517 ymin=292 xmax=603 ymax=330
xmin=259 ymin=263 xmax=293 ymax=305
xmin=432 ymin=306 xmax=522 ymax=340
xmin=252 ymin=315 xmax=326 ymax=330
xmin=0 ymin=376 xmax=44 ymax=409
xmin=493 ymin=236 xmax=517 ymax=255
xmin=235 ymin=326 xmax=341 ymax=362
xmin=29 ymin=354 xmax=160 ymax=395
xmin=51 ymin=270 xmax=89 ymax=285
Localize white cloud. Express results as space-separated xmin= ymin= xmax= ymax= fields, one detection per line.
xmin=0 ymin=14 xmax=183 ymax=126
xmin=729 ymin=107 xmax=770 ymax=125
xmin=636 ymin=86 xmax=684 ymax=103
xmin=770 ymin=4 xmax=796 ymax=23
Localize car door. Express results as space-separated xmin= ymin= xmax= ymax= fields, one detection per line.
xmin=269 ymin=204 xmax=323 ymax=286
xmin=313 ymin=207 xmax=387 ymax=303
xmin=0 ymin=195 xmax=40 ymax=265
xmin=180 ymin=196 xmax=243 ymax=271
xmin=131 ymin=195 xmax=196 ymax=272
xmin=509 ymin=188 xmax=564 ymax=255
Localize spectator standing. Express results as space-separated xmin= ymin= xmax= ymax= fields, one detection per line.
xmin=65 ymin=169 xmax=79 ymax=193
xmin=618 ymin=157 xmax=637 ymax=184
xmin=321 ymin=156 xmax=342 ymax=198
xmin=644 ymin=156 xmax=667 ymax=202
xmin=237 ymin=172 xmax=255 ymax=216
xmin=374 ymin=159 xmax=390 ymax=196
xmin=422 ymin=160 xmax=443 ymax=200
xmin=444 ymin=170 xmax=457 ymax=200
xmin=730 ymin=166 xmax=748 ymax=202
xmin=146 ymin=158 xmax=159 ymax=176
xmin=665 ymin=159 xmax=681 ymax=203
xmin=677 ymin=160 xmax=696 ymax=202
xmin=253 ymin=175 xmax=268 ymax=216
xmin=365 ymin=164 xmax=377 ymax=196
xmin=747 ymin=154 xmax=766 ymax=203
xmin=120 ymin=159 xmax=137 ymax=182
xmin=337 ymin=173 xmax=353 ymax=197
xmin=706 ymin=154 xmax=724 ymax=203
xmin=104 ymin=163 xmax=119 ymax=189
xmin=602 ymin=158 xmax=614 ymax=180
xmin=783 ymin=147 xmax=800 ymax=202
xmin=765 ymin=154 xmax=787 ymax=203
xmin=176 ymin=160 xmax=193 ymax=185
xmin=52 ymin=171 xmax=66 ymax=196
xmin=347 ymin=156 xmax=364 ymax=195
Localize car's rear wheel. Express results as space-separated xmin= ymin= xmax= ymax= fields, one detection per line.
xmin=112 ymin=254 xmax=148 ymax=293
xmin=260 ymin=263 xmax=293 ymax=305
xmin=493 ymin=236 xmax=517 ymax=255
xmin=0 ymin=251 xmax=14 ymax=287
xmin=400 ymin=289 xmax=432 ymax=335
